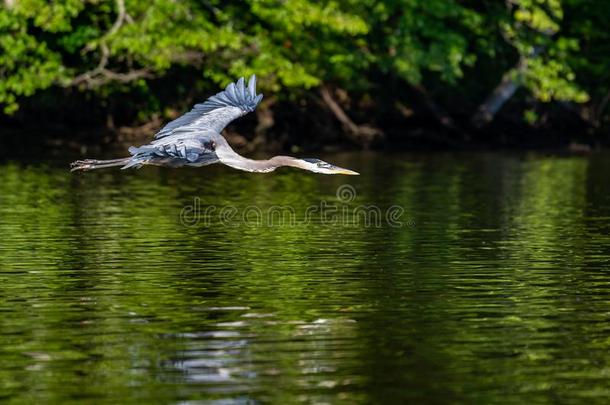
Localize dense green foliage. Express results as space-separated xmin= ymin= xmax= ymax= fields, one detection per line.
xmin=1 ymin=0 xmax=608 ymax=144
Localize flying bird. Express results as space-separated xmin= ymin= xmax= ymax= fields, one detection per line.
xmin=71 ymin=75 xmax=359 ymax=175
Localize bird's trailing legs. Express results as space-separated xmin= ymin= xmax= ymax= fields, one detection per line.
xmin=70 ymin=158 xmax=131 ymax=172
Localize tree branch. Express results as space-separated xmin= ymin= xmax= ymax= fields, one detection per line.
xmin=67 ymin=0 xmax=147 ymax=89
xmin=411 ymin=84 xmax=467 ymax=137
xmin=320 ymin=86 xmax=382 ymax=148
xmin=70 ymin=67 xmax=153 ymax=87
xmin=107 ymin=0 xmax=126 ymax=38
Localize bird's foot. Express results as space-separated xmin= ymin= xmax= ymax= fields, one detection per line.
xmin=70 ymin=160 xmax=94 ymax=172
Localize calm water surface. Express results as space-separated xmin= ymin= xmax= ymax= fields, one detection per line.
xmin=1 ymin=152 xmax=610 ymax=403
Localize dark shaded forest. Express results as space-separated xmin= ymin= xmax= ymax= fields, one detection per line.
xmin=1 ymin=0 xmax=609 ymax=152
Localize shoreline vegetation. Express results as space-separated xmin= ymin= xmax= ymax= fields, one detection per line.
xmin=1 ymin=1 xmax=609 ymax=152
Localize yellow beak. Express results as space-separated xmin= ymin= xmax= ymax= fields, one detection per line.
xmin=334 ymin=167 xmax=360 ymax=175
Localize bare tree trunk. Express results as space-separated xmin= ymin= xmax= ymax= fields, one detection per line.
xmin=471 ymin=47 xmax=544 ymax=128
xmin=319 ymin=86 xmax=382 ymax=148
xmin=471 ymin=67 xmax=522 ymax=128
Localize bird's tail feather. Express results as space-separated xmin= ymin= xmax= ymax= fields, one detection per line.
xmin=70 ymin=158 xmax=132 ymax=172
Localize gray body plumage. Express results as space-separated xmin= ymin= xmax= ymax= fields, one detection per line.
xmin=124 ymin=132 xmax=219 ymax=169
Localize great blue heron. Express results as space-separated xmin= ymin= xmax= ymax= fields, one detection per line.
xmin=71 ymin=75 xmax=359 ymax=175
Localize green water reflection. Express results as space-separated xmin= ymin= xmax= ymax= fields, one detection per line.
xmin=0 ymin=152 xmax=609 ymax=403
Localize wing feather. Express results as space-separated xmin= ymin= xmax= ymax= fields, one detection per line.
xmin=247 ymin=75 xmax=256 ymax=102
xmin=236 ymin=77 xmax=246 ymax=101
xmin=154 ymin=75 xmax=263 ymax=140
xmin=225 ymin=83 xmax=236 ymax=103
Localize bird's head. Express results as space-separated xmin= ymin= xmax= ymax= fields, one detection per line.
xmin=299 ymin=158 xmax=359 ymax=175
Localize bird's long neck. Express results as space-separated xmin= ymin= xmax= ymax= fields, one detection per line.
xmin=213 ymin=136 xmax=304 ymax=173
xmin=222 ymin=154 xmax=304 ymax=173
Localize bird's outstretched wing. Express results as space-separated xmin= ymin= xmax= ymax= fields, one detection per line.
xmin=154 ymin=75 xmax=263 ymax=140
